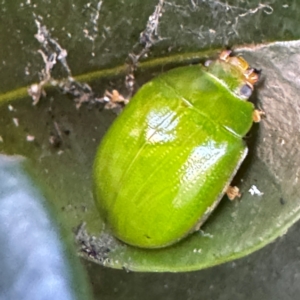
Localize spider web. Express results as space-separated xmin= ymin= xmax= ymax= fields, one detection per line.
xmin=157 ymin=0 xmax=273 ymax=48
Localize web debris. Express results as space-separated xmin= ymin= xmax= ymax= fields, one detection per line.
xmin=28 ymin=17 xmax=95 ymax=108
xmin=82 ymin=1 xmax=103 ymax=57
xmin=125 ymin=0 xmax=166 ymax=97
xmin=100 ymin=0 xmax=166 ymax=110
xmin=230 ymin=2 xmax=273 ymax=36
xmin=165 ymin=0 xmax=273 ymax=46
xmin=75 ymin=222 xmax=118 ymax=266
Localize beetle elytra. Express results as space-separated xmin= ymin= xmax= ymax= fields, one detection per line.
xmin=93 ymin=50 xmax=262 ymax=248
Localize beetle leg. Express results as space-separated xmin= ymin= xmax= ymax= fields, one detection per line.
xmin=226 ymin=186 xmax=241 ymax=201
xmin=252 ymin=109 xmax=265 ymax=123
xmin=219 ymin=50 xmax=232 ymax=62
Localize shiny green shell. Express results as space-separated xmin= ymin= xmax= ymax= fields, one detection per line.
xmin=93 ymin=57 xmax=255 ymax=248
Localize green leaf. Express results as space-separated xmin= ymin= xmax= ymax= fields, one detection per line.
xmin=0 ymin=40 xmax=299 ymax=272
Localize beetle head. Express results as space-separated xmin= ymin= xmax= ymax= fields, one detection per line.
xmin=206 ymin=50 xmax=260 ymax=100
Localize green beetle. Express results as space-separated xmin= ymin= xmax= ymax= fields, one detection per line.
xmin=93 ymin=50 xmax=262 ymax=248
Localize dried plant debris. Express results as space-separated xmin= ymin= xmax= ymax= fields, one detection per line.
xmin=29 ymin=17 xmax=96 ymax=108
xmin=96 ymin=90 xmax=129 ymax=110
xmin=75 ymin=223 xmax=119 ymax=265
xmin=27 ymin=49 xmax=53 ymax=105
xmin=132 ymin=0 xmax=165 ymax=60
xmin=57 ymin=78 xmax=96 ymax=109
xmin=106 ymin=0 xmax=166 ymax=109
xmin=125 ymin=0 xmax=166 ymax=97
xmin=28 ymin=1 xmax=167 ymax=111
